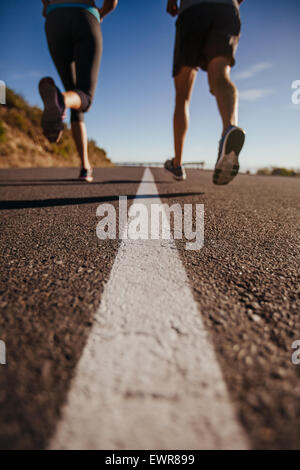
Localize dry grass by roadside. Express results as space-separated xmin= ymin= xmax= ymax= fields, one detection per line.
xmin=0 ymin=88 xmax=113 ymax=169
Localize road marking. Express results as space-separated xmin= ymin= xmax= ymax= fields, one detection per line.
xmin=49 ymin=168 xmax=249 ymax=450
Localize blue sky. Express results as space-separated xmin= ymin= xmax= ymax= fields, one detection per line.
xmin=0 ymin=0 xmax=299 ymax=170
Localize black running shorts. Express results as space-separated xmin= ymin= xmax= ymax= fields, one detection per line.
xmin=173 ymin=3 xmax=241 ymax=76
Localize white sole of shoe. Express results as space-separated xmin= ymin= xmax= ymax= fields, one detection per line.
xmin=174 ymin=174 xmax=187 ymax=181
xmin=213 ymin=127 xmax=245 ymax=186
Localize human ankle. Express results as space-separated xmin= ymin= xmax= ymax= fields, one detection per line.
xmin=173 ymin=158 xmax=182 ymax=168
xmin=222 ymin=123 xmax=236 ymax=135
xmin=82 ymin=163 xmax=91 ymax=170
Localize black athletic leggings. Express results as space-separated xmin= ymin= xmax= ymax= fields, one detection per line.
xmin=45 ymin=8 xmax=102 ymax=122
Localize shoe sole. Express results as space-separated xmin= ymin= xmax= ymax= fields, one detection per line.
xmin=174 ymin=174 xmax=186 ymax=181
xmin=39 ymin=77 xmax=64 ymax=143
xmin=79 ymin=177 xmax=93 ymax=183
xmin=213 ymin=128 xmax=245 ymax=185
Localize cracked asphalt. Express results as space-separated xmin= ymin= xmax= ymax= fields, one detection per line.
xmin=0 ymin=167 xmax=299 ymax=450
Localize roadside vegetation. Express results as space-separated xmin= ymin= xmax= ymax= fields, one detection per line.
xmin=257 ymin=167 xmax=300 ymax=177
xmin=0 ymin=87 xmax=112 ymax=168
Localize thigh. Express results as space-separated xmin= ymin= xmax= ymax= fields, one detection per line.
xmin=204 ymin=4 xmax=241 ymax=70
xmin=72 ymin=10 xmax=103 ymax=99
xmin=45 ymin=11 xmax=76 ymax=91
xmin=212 ymin=4 xmax=241 ymax=38
xmin=207 ymin=57 xmax=232 ymax=94
xmin=173 ymin=4 xmax=215 ymax=77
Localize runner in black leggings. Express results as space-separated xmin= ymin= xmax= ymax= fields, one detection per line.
xmin=39 ymin=0 xmax=118 ymax=182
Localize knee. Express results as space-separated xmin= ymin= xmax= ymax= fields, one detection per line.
xmin=81 ymin=94 xmax=92 ymax=113
xmin=84 ymin=94 xmax=93 ymax=112
xmin=75 ymin=90 xmax=93 ymax=113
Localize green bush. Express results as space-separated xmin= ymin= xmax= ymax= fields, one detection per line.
xmin=257 ymin=167 xmax=298 ymax=177
xmin=271 ymin=167 xmax=296 ymax=177
xmin=257 ymin=168 xmax=271 ymax=176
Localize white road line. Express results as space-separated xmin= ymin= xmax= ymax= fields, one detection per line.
xmin=49 ymin=168 xmax=249 ymax=450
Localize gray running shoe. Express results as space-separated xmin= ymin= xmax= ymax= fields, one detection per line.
xmin=213 ymin=125 xmax=245 ymax=185
xmin=164 ymin=159 xmax=186 ymax=181
xmin=79 ymin=168 xmax=93 ymax=183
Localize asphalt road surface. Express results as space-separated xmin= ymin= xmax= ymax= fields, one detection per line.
xmin=0 ymin=166 xmax=299 ymax=450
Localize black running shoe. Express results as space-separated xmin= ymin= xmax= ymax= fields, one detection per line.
xmin=79 ymin=168 xmax=93 ymax=182
xmin=164 ymin=158 xmax=186 ymax=181
xmin=39 ymin=77 xmax=66 ymax=143
xmin=213 ymin=125 xmax=245 ymax=185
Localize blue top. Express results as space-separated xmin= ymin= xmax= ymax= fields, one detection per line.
xmin=47 ymin=3 xmax=101 ymax=23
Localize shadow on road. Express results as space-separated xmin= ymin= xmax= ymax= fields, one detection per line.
xmin=0 ymin=192 xmax=205 ymax=210
xmin=0 ymin=179 xmax=171 ymax=187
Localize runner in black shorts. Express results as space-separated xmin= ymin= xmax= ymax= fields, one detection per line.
xmin=164 ymin=0 xmax=246 ymax=185
xmin=39 ymin=0 xmax=118 ymax=182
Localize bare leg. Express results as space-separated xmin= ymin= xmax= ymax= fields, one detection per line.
xmin=207 ymin=57 xmax=238 ymax=135
xmin=71 ymin=121 xmax=91 ymax=170
xmin=61 ymin=93 xmax=92 ymax=170
xmin=63 ymin=93 xmax=92 ymax=173
xmin=173 ymin=66 xmax=197 ymax=167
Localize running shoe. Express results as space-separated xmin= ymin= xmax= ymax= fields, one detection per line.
xmin=213 ymin=125 xmax=245 ymax=185
xmin=79 ymin=168 xmax=93 ymax=183
xmin=39 ymin=77 xmax=66 ymax=143
xmin=164 ymin=158 xmax=186 ymax=181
